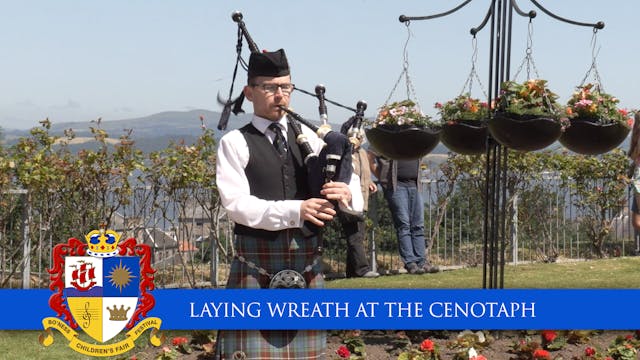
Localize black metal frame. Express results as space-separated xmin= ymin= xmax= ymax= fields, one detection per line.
xmin=400 ymin=0 xmax=603 ymax=288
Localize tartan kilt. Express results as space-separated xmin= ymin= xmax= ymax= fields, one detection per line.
xmin=217 ymin=230 xmax=326 ymax=360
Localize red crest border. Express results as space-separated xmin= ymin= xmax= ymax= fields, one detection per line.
xmin=47 ymin=237 xmax=156 ymax=329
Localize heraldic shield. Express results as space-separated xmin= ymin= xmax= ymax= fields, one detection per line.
xmin=41 ymin=227 xmax=163 ymax=357
xmin=65 ymin=255 xmax=140 ymax=342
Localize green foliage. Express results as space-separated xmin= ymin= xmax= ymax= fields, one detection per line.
xmin=447 ymin=330 xmax=492 ymax=360
xmin=435 ymin=93 xmax=490 ymax=123
xmin=341 ymin=330 xmax=367 ymax=359
xmin=497 ymin=79 xmax=563 ymax=118
xmin=440 ymin=150 xmax=629 ymax=260
xmin=560 ymin=149 xmax=629 ymax=257
xmin=606 ymin=335 xmax=639 ymax=360
xmin=566 ymin=83 xmax=633 ymax=126
xmin=395 ymin=335 xmax=441 ymax=360
xmin=373 ymin=100 xmax=437 ymax=128
xmin=0 ymin=115 xmax=220 ymax=279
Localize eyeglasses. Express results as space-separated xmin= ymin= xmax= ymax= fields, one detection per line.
xmin=250 ymin=83 xmax=295 ymax=95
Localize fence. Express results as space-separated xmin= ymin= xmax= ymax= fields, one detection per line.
xmin=1 ymin=177 xmax=637 ymax=289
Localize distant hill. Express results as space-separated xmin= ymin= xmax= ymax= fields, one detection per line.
xmin=1 ymin=109 xmax=254 ymax=153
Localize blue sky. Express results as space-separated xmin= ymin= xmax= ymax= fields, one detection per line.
xmin=1 ymin=1 xmax=638 ymax=130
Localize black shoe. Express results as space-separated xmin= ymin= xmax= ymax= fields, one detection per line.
xmin=406 ymin=263 xmax=425 ymax=275
xmin=423 ymin=264 xmax=440 ymax=273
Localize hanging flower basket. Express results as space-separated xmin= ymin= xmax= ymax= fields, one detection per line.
xmin=489 ymin=112 xmax=562 ymax=151
xmin=366 ymin=100 xmax=441 ymax=160
xmin=559 ymin=117 xmax=630 ymax=155
xmin=558 ymin=83 xmax=633 ymax=155
xmin=490 ymin=79 xmax=564 ymax=152
xmin=440 ymin=120 xmax=488 ymax=155
xmin=366 ymin=124 xmax=441 ymax=160
xmin=435 ymin=94 xmax=489 ymax=155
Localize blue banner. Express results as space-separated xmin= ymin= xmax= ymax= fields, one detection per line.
xmin=2 ymin=289 xmax=639 ymax=330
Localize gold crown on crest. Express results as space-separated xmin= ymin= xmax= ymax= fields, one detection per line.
xmin=85 ymin=223 xmax=121 ymax=258
xmin=106 ymin=304 xmax=130 ymax=321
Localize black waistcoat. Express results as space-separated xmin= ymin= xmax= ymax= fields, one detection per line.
xmin=234 ymin=123 xmax=315 ymax=238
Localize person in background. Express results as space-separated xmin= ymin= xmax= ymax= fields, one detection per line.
xmin=215 ymin=48 xmax=362 ymax=359
xmin=368 ymin=153 xmax=439 ymax=275
xmin=339 ymin=118 xmax=379 ymax=278
xmin=628 ymin=112 xmax=640 ymax=231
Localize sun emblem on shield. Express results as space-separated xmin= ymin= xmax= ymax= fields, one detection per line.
xmin=40 ymin=225 xmax=163 ymax=357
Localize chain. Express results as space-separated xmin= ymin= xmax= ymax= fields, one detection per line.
xmin=460 ymin=35 xmax=488 ymax=99
xmin=384 ymin=21 xmax=421 ymax=109
xmin=513 ymin=20 xmax=540 ymax=81
xmin=579 ymin=28 xmax=603 ymax=92
xmin=511 ymin=19 xmax=559 ymax=112
xmin=234 ymin=253 xmax=321 ymax=279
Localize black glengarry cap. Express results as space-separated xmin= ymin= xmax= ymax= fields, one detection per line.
xmin=248 ymin=49 xmax=290 ymax=78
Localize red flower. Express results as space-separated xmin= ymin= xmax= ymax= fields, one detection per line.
xmin=420 ymin=339 xmax=435 ymax=352
xmin=336 ymin=345 xmax=351 ymax=358
xmin=171 ymin=336 xmax=188 ymax=346
xmin=625 ymin=334 xmax=634 ymax=340
xmin=541 ymin=330 xmax=557 ymax=343
xmin=533 ymin=348 xmax=551 ymax=360
xmin=585 ymin=346 xmax=596 ymax=356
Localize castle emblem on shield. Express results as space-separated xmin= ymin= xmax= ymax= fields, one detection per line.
xmin=40 ymin=226 xmax=163 ymax=357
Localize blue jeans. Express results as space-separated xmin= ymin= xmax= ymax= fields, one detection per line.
xmin=384 ymin=182 xmax=426 ymax=268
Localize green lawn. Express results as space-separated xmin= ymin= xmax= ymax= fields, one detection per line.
xmin=327 ymin=257 xmax=640 ymax=289
xmin=2 ymin=257 xmax=639 ymax=360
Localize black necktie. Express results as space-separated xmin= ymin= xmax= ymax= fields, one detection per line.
xmin=268 ymin=123 xmax=287 ymax=158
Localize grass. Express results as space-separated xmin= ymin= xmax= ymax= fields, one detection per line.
xmin=327 ymin=257 xmax=640 ymax=289
xmin=2 ymin=256 xmax=639 ymax=359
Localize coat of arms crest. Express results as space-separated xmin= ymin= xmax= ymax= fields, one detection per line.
xmin=40 ymin=226 xmax=163 ymax=357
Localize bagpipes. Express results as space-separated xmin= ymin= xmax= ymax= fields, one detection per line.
xmin=218 ymin=11 xmax=363 ymax=198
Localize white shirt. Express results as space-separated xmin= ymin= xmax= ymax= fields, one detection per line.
xmin=216 ymin=114 xmax=363 ymax=231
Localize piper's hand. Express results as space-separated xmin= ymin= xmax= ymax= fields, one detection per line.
xmin=301 ymin=198 xmax=336 ymax=227
xmin=321 ymin=181 xmax=352 ymax=209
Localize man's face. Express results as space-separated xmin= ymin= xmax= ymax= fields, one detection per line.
xmin=244 ymin=75 xmax=293 ymax=121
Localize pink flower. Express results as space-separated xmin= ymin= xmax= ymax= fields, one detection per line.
xmin=585 ymin=346 xmax=596 ymax=356
xmin=575 ymin=99 xmax=593 ymax=108
xmin=420 ymin=339 xmax=435 ymax=352
xmin=336 ymin=345 xmax=350 ymax=358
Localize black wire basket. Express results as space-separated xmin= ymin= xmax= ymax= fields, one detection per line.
xmin=488 ymin=112 xmax=562 ymax=152
xmin=366 ymin=124 xmax=441 ymax=160
xmin=440 ymin=120 xmax=488 ymax=155
xmin=559 ymin=117 xmax=630 ymax=155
